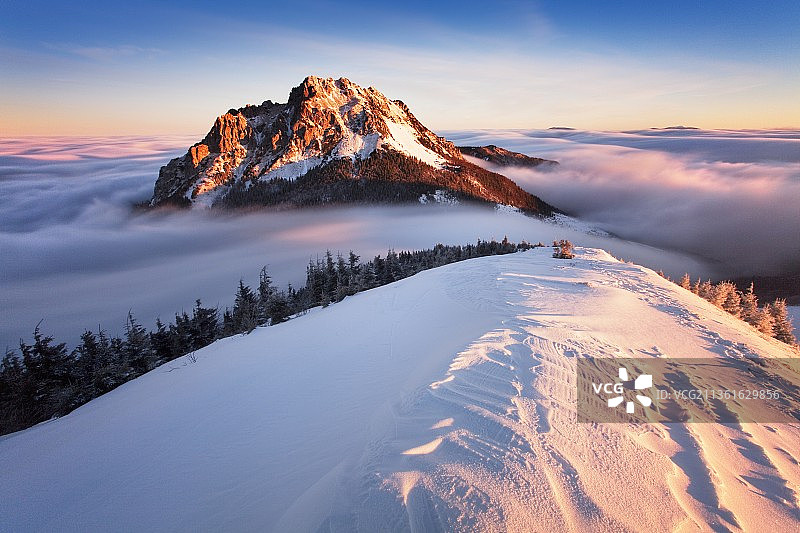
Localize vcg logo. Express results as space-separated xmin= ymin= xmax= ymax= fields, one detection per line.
xmin=592 ymin=367 xmax=653 ymax=414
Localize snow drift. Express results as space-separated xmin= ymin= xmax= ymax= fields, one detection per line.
xmin=1 ymin=248 xmax=798 ymax=531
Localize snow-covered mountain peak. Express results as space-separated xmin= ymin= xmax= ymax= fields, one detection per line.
xmin=284 ymin=75 xmax=459 ymax=167
xmin=151 ymin=76 xmax=464 ymax=206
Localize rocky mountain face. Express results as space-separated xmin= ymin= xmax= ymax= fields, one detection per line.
xmin=151 ymin=76 xmax=557 ymax=215
xmin=459 ymin=145 xmax=558 ymax=169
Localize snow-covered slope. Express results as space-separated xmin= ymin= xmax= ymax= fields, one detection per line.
xmin=2 ymin=249 xmax=798 ymax=531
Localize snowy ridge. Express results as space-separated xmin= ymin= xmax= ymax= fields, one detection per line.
xmin=1 ymin=248 xmax=798 ymax=531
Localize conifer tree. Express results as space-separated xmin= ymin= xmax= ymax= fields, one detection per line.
xmin=124 ymin=312 xmax=155 ymax=374
xmin=769 ymin=299 xmax=796 ymax=345
xmin=96 ymin=329 xmax=124 ymax=390
xmin=721 ymin=284 xmax=743 ymax=318
xmin=385 ymin=249 xmax=401 ymax=282
xmin=74 ymin=330 xmax=103 ymax=401
xmin=709 ymin=281 xmax=729 ymax=308
xmin=232 ymin=280 xmax=259 ymax=333
xmin=360 ymin=262 xmax=376 ymax=290
xmin=697 ymin=280 xmax=713 ymax=300
xmin=19 ymin=325 xmax=75 ymax=421
xmin=552 ymin=239 xmax=575 ymax=259
xmin=335 ymin=254 xmax=349 ymax=301
xmin=347 ymin=251 xmax=360 ymax=292
xmin=320 ymin=285 xmax=331 ymax=308
xmin=373 ymin=255 xmax=386 ymax=284
xmin=150 ymin=319 xmax=173 ymax=362
xmin=679 ymin=273 xmax=691 ymax=290
xmin=0 ymin=349 xmax=27 ymax=433
xmin=222 ymin=308 xmax=236 ymax=337
xmin=324 ymin=251 xmax=337 ymax=301
xmin=741 ymin=283 xmax=760 ymax=327
xmin=169 ymin=311 xmax=192 ymax=358
xmin=190 ymin=300 xmax=219 ymax=348
xmin=257 ymin=266 xmax=275 ymax=324
xmin=690 ymin=277 xmax=701 ymax=294
xmin=754 ymin=307 xmax=775 ymax=336
xmin=266 ymin=289 xmax=292 ymax=324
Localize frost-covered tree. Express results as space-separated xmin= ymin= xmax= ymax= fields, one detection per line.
xmin=741 ymin=283 xmax=760 ymax=327
xmin=697 ymin=280 xmax=713 ymax=300
xmin=720 ymin=283 xmax=743 ymax=318
xmin=679 ymin=273 xmax=691 ymax=290
xmin=769 ymin=299 xmax=796 ymax=345
xmin=552 ymin=239 xmax=575 ymax=259
xmin=710 ymin=281 xmax=736 ymax=311
xmin=708 ymin=283 xmax=724 ymax=308
xmin=754 ymin=307 xmax=775 ymax=336
xmin=690 ymin=277 xmax=701 ymax=294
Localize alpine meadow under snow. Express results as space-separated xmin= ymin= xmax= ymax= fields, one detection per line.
xmin=1 ymin=248 xmax=798 ymax=531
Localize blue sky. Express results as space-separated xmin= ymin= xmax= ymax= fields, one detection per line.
xmin=2 ymin=0 xmax=798 ymax=134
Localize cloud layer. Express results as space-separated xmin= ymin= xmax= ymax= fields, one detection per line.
xmin=2 ymin=130 xmax=795 ymax=348
xmin=450 ymin=128 xmax=800 ymax=277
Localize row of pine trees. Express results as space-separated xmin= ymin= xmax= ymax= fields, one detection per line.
xmin=674 ymin=274 xmax=796 ymax=345
xmin=0 ymin=238 xmax=536 ymax=435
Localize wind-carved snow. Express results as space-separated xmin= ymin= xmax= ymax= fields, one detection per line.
xmin=1 ymin=248 xmax=798 ymax=532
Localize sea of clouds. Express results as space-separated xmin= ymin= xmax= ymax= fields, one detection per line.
xmin=1 ymin=129 xmax=797 ymax=348
xmin=448 ymin=128 xmax=800 ymax=276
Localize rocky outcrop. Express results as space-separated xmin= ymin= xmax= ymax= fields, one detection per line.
xmin=458 ymin=145 xmax=558 ymax=169
xmin=150 ymin=76 xmax=557 ymax=215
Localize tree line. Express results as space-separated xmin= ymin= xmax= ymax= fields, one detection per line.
xmin=0 ymin=238 xmax=539 ymax=435
xmin=219 ymin=149 xmax=554 ymax=215
xmin=671 ymin=274 xmax=796 ymax=346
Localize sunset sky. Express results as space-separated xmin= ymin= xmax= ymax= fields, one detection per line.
xmin=2 ymin=0 xmax=798 ymax=135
